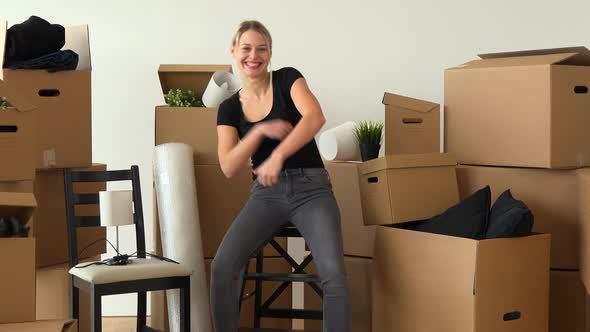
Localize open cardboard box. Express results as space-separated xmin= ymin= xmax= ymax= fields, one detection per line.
xmin=0 ymin=192 xmax=36 ymax=324
xmin=155 ymin=64 xmax=233 ymax=165
xmin=0 ymin=319 xmax=77 ymax=332
xmin=0 ymin=79 xmax=36 ymax=181
xmin=372 ymin=225 xmax=551 ymax=332
xmin=357 ymin=153 xmax=460 ymax=225
xmin=445 ymin=46 xmax=590 ymax=169
xmin=0 ymin=20 xmax=92 ymax=168
xmin=383 ymin=92 xmax=440 ymax=155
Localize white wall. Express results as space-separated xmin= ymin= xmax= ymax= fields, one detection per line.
xmin=5 ymin=0 xmax=590 ymax=316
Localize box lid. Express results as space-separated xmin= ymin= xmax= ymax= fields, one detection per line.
xmin=0 ymin=20 xmax=91 ymax=74
xmin=452 ymin=46 xmax=590 ymax=70
xmin=158 ymin=64 xmax=233 ymax=98
xmin=0 ymin=319 xmax=77 ymax=332
xmin=382 ymin=92 xmax=438 ymax=113
xmin=0 ymin=78 xmax=36 ymax=111
xmin=358 ymin=153 xmax=457 ymax=175
xmin=0 ymin=191 xmax=37 ymax=225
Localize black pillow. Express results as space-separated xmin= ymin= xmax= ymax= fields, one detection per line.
xmin=486 ymin=190 xmax=534 ymax=239
xmin=411 ymin=185 xmax=491 ymax=239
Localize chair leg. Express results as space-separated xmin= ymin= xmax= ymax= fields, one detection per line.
xmin=137 ymin=291 xmax=147 ymax=331
xmin=71 ymin=286 xmax=80 ymax=321
xmin=90 ymin=287 xmax=102 ymax=332
xmin=180 ymin=277 xmax=191 ymax=332
xmin=254 ymin=250 xmax=264 ymax=328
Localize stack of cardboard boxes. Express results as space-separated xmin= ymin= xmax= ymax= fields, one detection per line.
xmin=303 ymin=93 xmax=444 ymax=331
xmin=151 ymin=64 xmax=291 ymax=330
xmin=346 ymin=88 xmax=551 ymax=331
xmin=0 ymin=20 xmax=105 ymax=331
xmin=446 ymin=47 xmax=590 ymax=332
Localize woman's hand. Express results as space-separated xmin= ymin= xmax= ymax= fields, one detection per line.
xmin=256 ymin=119 xmax=293 ymax=140
xmin=253 ymin=153 xmax=285 ymax=186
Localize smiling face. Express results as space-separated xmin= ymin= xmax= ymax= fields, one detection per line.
xmin=232 ymin=29 xmax=272 ymax=79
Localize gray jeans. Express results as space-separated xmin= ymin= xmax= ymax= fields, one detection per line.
xmin=210 ymin=168 xmax=351 ymax=332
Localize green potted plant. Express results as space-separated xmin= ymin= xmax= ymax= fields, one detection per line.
xmin=354 ymin=120 xmax=384 ymax=161
xmin=0 ymin=96 xmax=10 ymax=109
xmin=164 ymin=89 xmax=205 ymax=107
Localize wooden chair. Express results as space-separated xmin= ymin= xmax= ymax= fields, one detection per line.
xmin=63 ymin=165 xmax=192 ymax=332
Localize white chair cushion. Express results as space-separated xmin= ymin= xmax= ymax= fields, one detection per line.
xmin=69 ymin=258 xmax=193 ymax=284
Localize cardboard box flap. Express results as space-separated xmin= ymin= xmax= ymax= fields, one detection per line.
xmin=479 ymin=46 xmax=590 ymax=66
xmin=158 ymin=64 xmax=233 ymax=97
xmin=473 ymin=234 xmax=550 ymax=330
xmin=382 ymin=92 xmax=438 ymax=113
xmin=579 ymin=168 xmax=590 ymax=293
xmin=0 ymin=191 xmax=37 ymax=225
xmin=1 ymin=21 xmax=91 ymax=72
xmin=458 ymin=52 xmax=581 ymax=69
xmin=0 ymin=319 xmax=77 ymax=332
xmin=474 ymin=234 xmax=551 ymax=294
xmin=358 ymin=153 xmax=457 ymax=175
xmin=64 ymin=25 xmax=91 ymax=70
xmin=0 ymin=79 xmax=36 ymax=111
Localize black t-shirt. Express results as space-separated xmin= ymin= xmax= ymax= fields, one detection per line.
xmin=217 ymin=67 xmax=324 ymax=170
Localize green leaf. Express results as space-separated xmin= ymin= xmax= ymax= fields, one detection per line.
xmin=164 ymin=89 xmax=204 ymax=107
xmin=353 ymin=120 xmax=384 ymax=145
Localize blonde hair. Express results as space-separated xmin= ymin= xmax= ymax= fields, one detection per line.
xmin=232 ymin=20 xmax=272 ymax=50
xmin=232 ymin=20 xmax=273 ymax=91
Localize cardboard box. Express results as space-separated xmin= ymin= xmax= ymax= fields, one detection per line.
xmin=155 ymin=165 xmax=285 ymax=258
xmin=325 ymin=161 xmax=375 ymax=257
xmin=0 ymin=192 xmax=36 ymax=324
xmin=0 ymin=319 xmax=77 ymax=332
xmin=33 ymin=164 xmax=107 ymax=267
xmin=358 ymin=153 xmax=460 ymax=225
xmin=0 ymin=180 xmax=33 ymax=193
xmin=155 ymin=64 xmax=232 ymax=165
xmin=372 ymin=225 xmax=550 ymax=332
xmin=0 ymin=79 xmax=36 ymax=181
xmin=549 ymin=270 xmax=590 ymax=332
xmin=36 ymin=262 xmax=92 ymax=332
xmin=304 ymin=256 xmax=372 ymax=332
xmin=457 ymin=165 xmax=582 ymax=269
xmin=151 ymin=257 xmax=293 ymax=331
xmin=579 ymin=169 xmax=590 ymax=293
xmin=0 ymin=20 xmax=92 ymax=168
xmin=445 ymin=46 xmax=590 ymax=168
xmin=383 ymin=92 xmax=440 ymax=155
xmin=0 ymin=238 xmax=35 ymax=324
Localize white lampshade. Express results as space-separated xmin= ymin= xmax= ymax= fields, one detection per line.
xmin=99 ymin=190 xmax=134 ymax=226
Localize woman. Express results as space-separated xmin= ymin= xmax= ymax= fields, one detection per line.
xmin=211 ymin=20 xmax=351 ymax=332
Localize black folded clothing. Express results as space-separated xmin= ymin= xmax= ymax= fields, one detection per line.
xmin=0 ymin=217 xmax=29 ymax=238
xmin=5 ymin=49 xmax=79 ymax=72
xmin=5 ymin=15 xmax=65 ymax=63
xmin=411 ymin=185 xmax=491 ymax=240
xmin=486 ymin=190 xmax=534 ymax=239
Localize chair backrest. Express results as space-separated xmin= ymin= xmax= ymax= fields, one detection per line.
xmin=63 ymin=165 xmax=146 ymax=267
